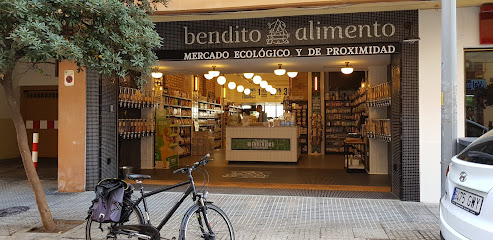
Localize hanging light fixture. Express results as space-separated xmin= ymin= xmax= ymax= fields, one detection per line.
xmin=244 ymin=88 xmax=251 ymax=95
xmin=271 ymin=88 xmax=277 ymax=94
xmin=228 ymin=81 xmax=236 ymax=90
xmin=274 ymin=64 xmax=286 ymax=76
xmin=209 ymin=66 xmax=220 ymax=77
xmin=341 ymin=62 xmax=354 ymax=74
xmin=237 ymin=85 xmax=244 ymax=92
xmin=266 ymin=85 xmax=273 ymax=92
xmin=287 ymin=72 xmax=298 ymax=78
xmin=204 ymin=73 xmax=214 ymax=80
xmin=252 ymin=75 xmax=262 ymax=84
xmin=260 ymin=80 xmax=268 ymax=89
xmin=243 ymin=73 xmax=254 ymax=79
xmin=217 ymin=75 xmax=226 ymax=85
xmin=151 ymin=71 xmax=163 ymax=78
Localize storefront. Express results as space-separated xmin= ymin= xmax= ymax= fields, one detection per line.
xmin=75 ymin=9 xmax=416 ymax=201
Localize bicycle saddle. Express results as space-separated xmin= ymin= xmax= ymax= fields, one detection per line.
xmin=126 ymin=174 xmax=151 ymax=180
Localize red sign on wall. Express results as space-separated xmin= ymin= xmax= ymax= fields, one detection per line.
xmin=480 ymin=4 xmax=493 ymax=44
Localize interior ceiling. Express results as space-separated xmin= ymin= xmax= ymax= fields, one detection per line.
xmin=158 ymin=54 xmax=390 ymax=75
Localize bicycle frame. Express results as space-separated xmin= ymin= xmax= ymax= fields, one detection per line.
xmin=130 ymin=171 xmax=201 ymax=231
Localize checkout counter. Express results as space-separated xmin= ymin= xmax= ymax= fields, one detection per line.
xmin=225 ymin=126 xmax=301 ymax=162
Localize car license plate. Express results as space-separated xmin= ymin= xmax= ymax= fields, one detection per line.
xmin=451 ymin=187 xmax=484 ymax=215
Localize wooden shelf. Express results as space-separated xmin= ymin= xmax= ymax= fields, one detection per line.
xmin=162 ymin=94 xmax=191 ymax=101
xmin=163 ymin=104 xmax=192 ymax=109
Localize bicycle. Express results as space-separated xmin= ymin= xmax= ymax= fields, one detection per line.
xmin=85 ymin=154 xmax=235 ymax=240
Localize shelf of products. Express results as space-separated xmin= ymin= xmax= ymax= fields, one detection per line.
xmin=367 ymin=82 xmax=391 ymax=107
xmin=290 ymin=100 xmax=308 ymax=153
xmin=162 ymin=95 xmax=192 ymax=108
xmin=365 ymin=118 xmax=391 ymax=142
xmin=162 ymin=88 xmax=191 ymax=100
xmin=224 ymin=104 xmax=242 ymax=127
xmin=352 ymin=88 xmax=368 ymax=114
xmin=324 ymin=88 xmax=370 ymax=154
xmin=164 ymin=106 xmax=192 ymax=118
xmin=325 ymin=91 xmax=356 ymax=153
xmin=119 ymin=87 xmax=156 ymax=108
xmin=178 ymin=126 xmax=191 ymax=157
xmin=192 ymin=131 xmax=215 ymax=156
xmin=118 ymin=119 xmax=155 ymax=139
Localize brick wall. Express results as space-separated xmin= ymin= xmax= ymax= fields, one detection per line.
xmin=164 ymin=75 xmax=185 ymax=91
xmin=291 ymin=72 xmax=308 ymax=100
xmin=197 ymin=75 xmax=216 ymax=99
xmin=205 ymin=76 xmax=216 ymax=99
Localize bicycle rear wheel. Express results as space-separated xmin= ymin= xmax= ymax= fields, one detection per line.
xmin=86 ymin=198 xmax=144 ymax=240
xmin=180 ymin=203 xmax=234 ymax=240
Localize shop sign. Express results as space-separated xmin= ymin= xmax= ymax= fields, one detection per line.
xmin=156 ymin=43 xmax=399 ymax=61
xmin=156 ymin=10 xmax=415 ymax=50
xmin=466 ymin=79 xmax=486 ymax=90
xmin=231 ymin=138 xmax=291 ymax=150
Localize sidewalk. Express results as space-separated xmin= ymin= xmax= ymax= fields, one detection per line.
xmin=0 ymin=178 xmax=440 ymax=240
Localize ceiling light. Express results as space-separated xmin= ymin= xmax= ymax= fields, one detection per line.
xmin=243 ymin=73 xmax=254 ymax=79
xmin=287 ymin=72 xmax=298 ymax=78
xmin=237 ymin=85 xmax=244 ymax=92
xmin=217 ymin=76 xmax=226 ymax=85
xmin=260 ymin=80 xmax=268 ymax=89
xmin=271 ymin=88 xmax=277 ymax=94
xmin=151 ymin=72 xmax=163 ymax=78
xmin=266 ymin=85 xmax=273 ymax=92
xmin=244 ymin=88 xmax=251 ymax=95
xmin=228 ymin=81 xmax=236 ymax=90
xmin=274 ymin=64 xmax=286 ymax=76
xmin=209 ymin=66 xmax=220 ymax=77
xmin=341 ymin=62 xmax=354 ymax=75
xmin=252 ymin=75 xmax=262 ymax=84
xmin=204 ymin=73 xmax=214 ymax=80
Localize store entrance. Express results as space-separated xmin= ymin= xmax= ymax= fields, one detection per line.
xmin=126 ymin=54 xmax=397 ymax=194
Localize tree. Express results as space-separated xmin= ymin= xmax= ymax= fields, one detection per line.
xmin=0 ymin=0 xmax=167 ymax=231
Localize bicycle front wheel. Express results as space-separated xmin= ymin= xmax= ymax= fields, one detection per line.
xmin=86 ymin=198 xmax=144 ymax=240
xmin=180 ymin=203 xmax=234 ymax=240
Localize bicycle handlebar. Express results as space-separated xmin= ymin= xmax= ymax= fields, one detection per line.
xmin=173 ymin=154 xmax=212 ymax=174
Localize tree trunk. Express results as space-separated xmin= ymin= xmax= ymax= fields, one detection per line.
xmin=0 ymin=71 xmax=56 ymax=231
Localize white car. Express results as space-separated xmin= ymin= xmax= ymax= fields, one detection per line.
xmin=440 ymin=130 xmax=493 ymax=239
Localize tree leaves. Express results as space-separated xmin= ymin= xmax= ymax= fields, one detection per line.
xmin=0 ymin=0 xmax=168 ymax=86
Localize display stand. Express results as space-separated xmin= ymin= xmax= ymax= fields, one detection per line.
xmin=344 ymin=137 xmax=367 ymax=173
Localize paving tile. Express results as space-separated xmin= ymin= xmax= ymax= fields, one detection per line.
xmin=0 ymin=179 xmax=440 ymax=239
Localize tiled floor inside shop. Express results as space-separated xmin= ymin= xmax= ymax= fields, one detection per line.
xmin=139 ymin=149 xmax=392 ymax=193
xmin=1 ymin=149 xmax=393 ymax=196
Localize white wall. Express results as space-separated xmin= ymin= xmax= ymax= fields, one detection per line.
xmin=418 ymin=9 xmax=442 ymax=203
xmin=418 ymin=7 xmax=493 ymax=203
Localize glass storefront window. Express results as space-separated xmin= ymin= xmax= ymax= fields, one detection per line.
xmin=464 ymin=50 xmax=493 ymax=137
